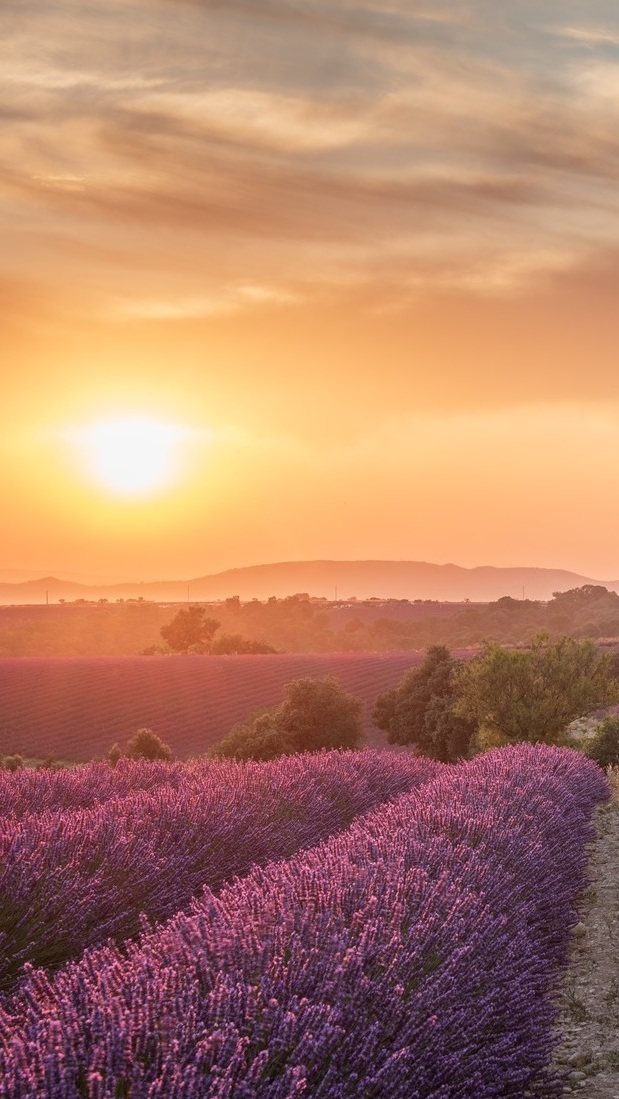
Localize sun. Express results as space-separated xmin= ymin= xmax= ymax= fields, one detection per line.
xmin=78 ymin=417 xmax=186 ymax=496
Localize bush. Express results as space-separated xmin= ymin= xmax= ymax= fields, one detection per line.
xmin=125 ymin=729 xmax=172 ymax=762
xmin=373 ymin=645 xmax=475 ymax=762
xmin=210 ymin=634 xmax=277 ymax=655
xmin=212 ymin=676 xmax=364 ymax=761
xmin=584 ymin=716 xmax=619 ymax=767
xmin=35 ymin=755 xmax=63 ymax=771
xmin=211 ymin=718 xmax=297 ymax=761
xmin=454 ymin=634 xmax=619 ymax=745
xmin=108 ymin=743 xmax=122 ymax=767
xmin=1 ymin=754 xmax=24 ymax=772
xmin=468 ymin=726 xmax=509 ymax=756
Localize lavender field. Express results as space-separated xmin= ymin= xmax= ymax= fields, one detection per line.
xmin=0 ymin=745 xmax=609 ymax=1097
xmin=0 ymin=751 xmax=440 ymax=990
xmin=0 ymin=653 xmax=428 ymax=761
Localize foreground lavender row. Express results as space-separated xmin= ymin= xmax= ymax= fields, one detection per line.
xmin=0 ymin=746 xmax=608 ymax=1098
xmin=0 ymin=759 xmax=208 ymax=819
xmin=0 ymin=751 xmax=441 ymax=992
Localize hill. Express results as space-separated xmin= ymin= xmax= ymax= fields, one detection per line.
xmin=0 ymin=652 xmax=438 ymax=762
xmin=185 ymin=561 xmax=613 ymax=602
xmin=0 ymin=560 xmax=616 ymax=604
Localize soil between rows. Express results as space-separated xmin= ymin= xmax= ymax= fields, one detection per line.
xmin=550 ymin=772 xmax=619 ymax=1097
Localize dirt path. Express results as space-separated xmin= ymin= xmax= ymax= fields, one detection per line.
xmin=550 ymin=771 xmax=619 ymax=1096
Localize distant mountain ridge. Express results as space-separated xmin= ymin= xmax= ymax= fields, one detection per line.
xmin=0 ymin=560 xmax=617 ymax=604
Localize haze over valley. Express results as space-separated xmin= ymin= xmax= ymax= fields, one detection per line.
xmin=2 ymin=558 xmax=619 ymax=605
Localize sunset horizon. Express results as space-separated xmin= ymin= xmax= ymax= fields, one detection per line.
xmin=4 ymin=2 xmax=619 ymax=581
xmin=2 ymin=554 xmax=619 ymax=589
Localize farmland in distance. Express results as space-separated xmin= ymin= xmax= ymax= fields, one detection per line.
xmin=0 ymin=652 xmax=436 ymax=761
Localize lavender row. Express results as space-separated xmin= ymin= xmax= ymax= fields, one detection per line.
xmin=0 ymin=744 xmax=608 ymax=1098
xmin=0 ymin=758 xmax=261 ymax=819
xmin=0 ymin=751 xmax=441 ymax=993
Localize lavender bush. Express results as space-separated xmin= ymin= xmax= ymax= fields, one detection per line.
xmin=0 ymin=758 xmax=203 ymax=818
xmin=0 ymin=751 xmax=440 ymax=991
xmin=0 ymin=745 xmax=608 ymax=1098
xmin=0 ymin=757 xmax=286 ymax=818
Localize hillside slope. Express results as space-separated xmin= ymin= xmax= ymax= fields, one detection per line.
xmin=0 ymin=560 xmax=614 ymax=604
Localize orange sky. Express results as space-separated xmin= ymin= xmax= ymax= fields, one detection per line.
xmin=3 ymin=0 xmax=619 ymax=582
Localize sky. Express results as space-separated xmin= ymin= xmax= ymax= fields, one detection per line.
xmin=3 ymin=0 xmax=619 ymax=582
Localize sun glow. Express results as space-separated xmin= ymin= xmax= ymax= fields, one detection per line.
xmin=77 ymin=418 xmax=187 ymax=496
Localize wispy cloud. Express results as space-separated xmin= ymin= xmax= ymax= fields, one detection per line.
xmin=549 ymin=25 xmax=619 ymax=47
xmin=117 ymin=284 xmax=303 ymax=320
xmin=3 ymin=0 xmax=619 ymax=315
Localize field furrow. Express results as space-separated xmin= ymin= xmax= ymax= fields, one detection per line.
xmin=0 ymin=653 xmax=428 ymax=760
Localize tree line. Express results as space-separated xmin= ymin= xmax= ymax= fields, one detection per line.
xmin=6 ymin=584 xmax=619 ymax=657
xmin=95 ymin=633 xmax=619 ymax=768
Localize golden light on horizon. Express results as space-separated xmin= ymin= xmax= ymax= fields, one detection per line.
xmin=75 ymin=418 xmax=188 ymax=497
xmin=7 ymin=1 xmax=619 ymax=582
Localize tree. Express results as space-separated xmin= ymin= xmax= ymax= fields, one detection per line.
xmin=453 ymin=634 xmax=619 ymax=746
xmin=551 ymin=585 xmax=617 ymax=604
xmin=125 ymin=728 xmax=172 ymax=762
xmin=583 ymin=716 xmax=619 ymax=768
xmin=372 ymin=645 xmax=475 ymax=762
xmin=212 ymin=676 xmax=364 ymax=760
xmin=160 ymin=607 xmax=221 ymax=654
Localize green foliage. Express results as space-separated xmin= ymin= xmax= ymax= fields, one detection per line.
xmin=160 ymin=607 xmax=221 ymax=654
xmin=210 ymin=634 xmax=277 ymax=655
xmin=108 ymin=743 xmax=122 ymax=767
xmin=277 ymin=676 xmax=364 ymax=752
xmin=4 ymin=584 xmax=619 ymax=659
xmin=159 ymin=608 xmax=277 ymax=655
xmin=212 ymin=676 xmax=364 ymax=761
xmin=372 ymin=645 xmax=475 ymax=762
xmin=35 ymin=755 xmax=64 ymax=770
xmin=584 ymin=716 xmax=619 ymax=767
xmin=552 ymin=584 xmax=618 ymax=604
xmin=1 ymin=754 xmax=24 ymax=772
xmin=468 ymin=726 xmax=509 ymax=755
xmin=125 ymin=728 xmax=172 ymax=762
xmin=211 ymin=716 xmax=297 ymax=761
xmin=454 ymin=634 xmax=619 ymax=745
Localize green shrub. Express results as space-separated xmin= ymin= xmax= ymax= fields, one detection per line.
xmin=1 ymin=754 xmax=24 ymax=772
xmin=35 ymin=755 xmax=63 ymax=770
xmin=210 ymin=634 xmax=277 ymax=654
xmin=125 ymin=728 xmax=172 ymax=762
xmin=108 ymin=743 xmax=122 ymax=767
xmin=373 ymin=645 xmax=475 ymax=762
xmin=454 ymin=634 xmax=618 ymax=746
xmin=584 ymin=716 xmax=619 ymax=768
xmin=468 ymin=726 xmax=509 ymax=755
xmin=211 ymin=718 xmax=296 ymax=761
xmin=211 ymin=676 xmax=363 ymax=761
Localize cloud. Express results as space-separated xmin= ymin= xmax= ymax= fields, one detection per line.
xmin=133 ymin=88 xmax=372 ymax=151
xmin=549 ymin=25 xmax=619 ymax=47
xmin=3 ymin=0 xmax=619 ymax=315
xmin=117 ymin=284 xmax=303 ymax=320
